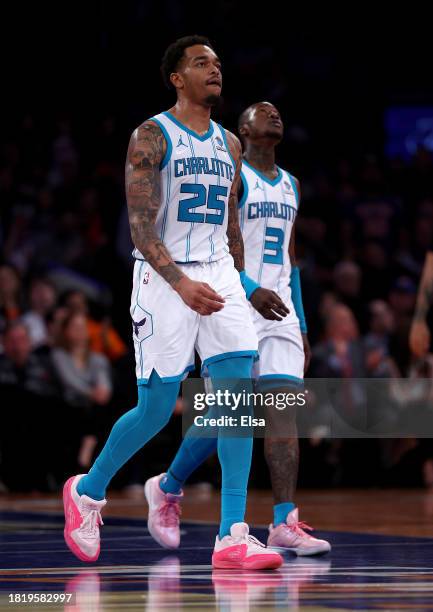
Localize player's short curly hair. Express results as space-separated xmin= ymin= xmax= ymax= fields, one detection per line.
xmin=161 ymin=35 xmax=214 ymax=89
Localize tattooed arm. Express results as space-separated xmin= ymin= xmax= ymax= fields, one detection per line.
xmin=126 ymin=121 xmax=183 ymax=286
xmin=224 ymin=130 xmax=245 ymax=271
xmin=126 ymin=121 xmax=224 ymax=315
xmin=409 ymin=251 xmax=433 ymax=357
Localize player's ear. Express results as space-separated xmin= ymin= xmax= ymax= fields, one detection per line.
xmin=170 ymin=72 xmax=184 ymax=91
xmin=239 ymin=124 xmax=249 ymax=139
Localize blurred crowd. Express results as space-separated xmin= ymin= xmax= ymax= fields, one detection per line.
xmin=1 ymin=111 xmax=433 ymax=493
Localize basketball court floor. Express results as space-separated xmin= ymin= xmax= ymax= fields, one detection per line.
xmin=1 ymin=488 xmax=433 ymax=610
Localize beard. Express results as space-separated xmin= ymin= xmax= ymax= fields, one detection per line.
xmin=204 ymin=93 xmax=223 ymax=108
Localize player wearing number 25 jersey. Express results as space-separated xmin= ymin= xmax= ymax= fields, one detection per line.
xmin=63 ymin=36 xmax=283 ymax=571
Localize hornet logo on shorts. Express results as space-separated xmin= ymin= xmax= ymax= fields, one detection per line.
xmin=132 ymin=317 xmax=147 ymax=337
xmin=215 ymin=136 xmax=226 ymax=152
xmin=131 ymin=308 xmax=153 ymax=341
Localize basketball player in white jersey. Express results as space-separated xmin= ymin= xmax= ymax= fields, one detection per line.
xmin=154 ymin=101 xmax=330 ymax=556
xmin=238 ymin=102 xmax=330 ymax=554
xmin=62 ymin=36 xmax=284 ymax=570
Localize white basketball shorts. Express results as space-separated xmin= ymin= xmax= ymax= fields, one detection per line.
xmin=249 ymin=301 xmax=305 ymax=383
xmin=130 ymin=255 xmax=258 ymax=384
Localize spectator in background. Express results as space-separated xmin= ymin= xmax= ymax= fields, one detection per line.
xmin=311 ymin=302 xmax=364 ymax=378
xmin=364 ymin=300 xmax=400 ymax=377
xmin=52 ymin=312 xmax=112 ymax=469
xmin=332 ymin=262 xmax=366 ymax=332
xmin=0 ymin=263 xmax=22 ymax=341
xmin=0 ymin=321 xmax=60 ymax=491
xmin=61 ymin=289 xmax=127 ymax=362
xmin=21 ymin=277 xmax=58 ymax=350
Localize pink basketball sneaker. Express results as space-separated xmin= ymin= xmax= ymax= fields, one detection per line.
xmin=267 ymin=508 xmax=331 ymax=556
xmin=63 ymin=474 xmax=106 ymax=563
xmin=144 ymin=474 xmax=183 ymax=549
xmin=212 ymin=523 xmax=283 ymax=570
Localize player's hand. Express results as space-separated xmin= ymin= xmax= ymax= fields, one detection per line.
xmin=302 ymin=333 xmax=311 ymax=374
xmin=176 ymin=277 xmax=225 ymax=315
xmin=409 ymin=319 xmax=430 ymax=358
xmin=249 ymin=288 xmax=289 ymax=321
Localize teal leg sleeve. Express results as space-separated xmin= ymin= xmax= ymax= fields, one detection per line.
xmin=77 ymin=371 xmax=179 ymax=500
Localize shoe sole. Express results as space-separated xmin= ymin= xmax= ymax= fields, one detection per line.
xmin=212 ymin=555 xmax=283 ymax=570
xmin=268 ymin=544 xmax=331 ymax=556
xmin=144 ymin=479 xmax=179 ymax=550
xmin=63 ymin=477 xmax=99 ymax=563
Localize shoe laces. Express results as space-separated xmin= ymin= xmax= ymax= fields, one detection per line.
xmin=246 ymin=534 xmax=266 ymax=549
xmin=231 ymin=533 xmax=265 ymax=549
xmin=287 ymin=520 xmax=313 ymax=537
xmin=159 ymin=500 xmax=181 ymax=527
xmin=78 ymin=504 xmax=104 ymax=539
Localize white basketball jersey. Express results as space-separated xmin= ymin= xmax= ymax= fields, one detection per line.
xmin=133 ymin=111 xmax=235 ymax=263
xmin=239 ymin=160 xmax=299 ymax=302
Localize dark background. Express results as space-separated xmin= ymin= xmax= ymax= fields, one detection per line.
xmin=1 ymin=3 xmax=433 ymax=493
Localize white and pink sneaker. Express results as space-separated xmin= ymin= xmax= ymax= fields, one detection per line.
xmin=144 ymin=474 xmax=183 ymax=549
xmin=212 ymin=523 xmax=283 ymax=570
xmin=267 ymin=508 xmax=331 ymax=556
xmin=63 ymin=474 xmax=106 ymax=563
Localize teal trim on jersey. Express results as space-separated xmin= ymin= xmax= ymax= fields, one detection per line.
xmin=137 ymin=364 xmax=195 ymax=385
xmin=217 ymin=123 xmax=236 ymax=172
xmin=201 ymin=350 xmax=259 ymax=373
xmin=150 ymin=117 xmax=173 ymax=170
xmin=163 ymin=111 xmax=214 ymax=141
xmin=288 ymin=173 xmax=299 ymax=208
xmin=174 ymin=260 xmax=199 ymax=264
xmin=243 ymin=159 xmax=283 ymax=187
xmin=238 ymin=171 xmax=249 ymax=210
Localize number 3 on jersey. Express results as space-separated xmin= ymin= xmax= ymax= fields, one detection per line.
xmin=263 ymin=227 xmax=284 ymax=264
xmin=178 ymin=183 xmax=227 ymax=225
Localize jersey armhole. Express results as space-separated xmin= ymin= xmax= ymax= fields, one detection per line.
xmin=288 ymin=173 xmax=300 ymax=209
xmin=238 ymin=171 xmax=249 ymax=209
xmin=217 ymin=123 xmax=236 ymax=173
xmin=149 ymin=117 xmax=172 ymax=170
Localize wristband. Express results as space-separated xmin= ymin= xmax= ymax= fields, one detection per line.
xmin=239 ymin=270 xmax=260 ymax=300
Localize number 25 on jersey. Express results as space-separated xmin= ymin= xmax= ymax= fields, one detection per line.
xmin=178 ymin=183 xmax=227 ymax=225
